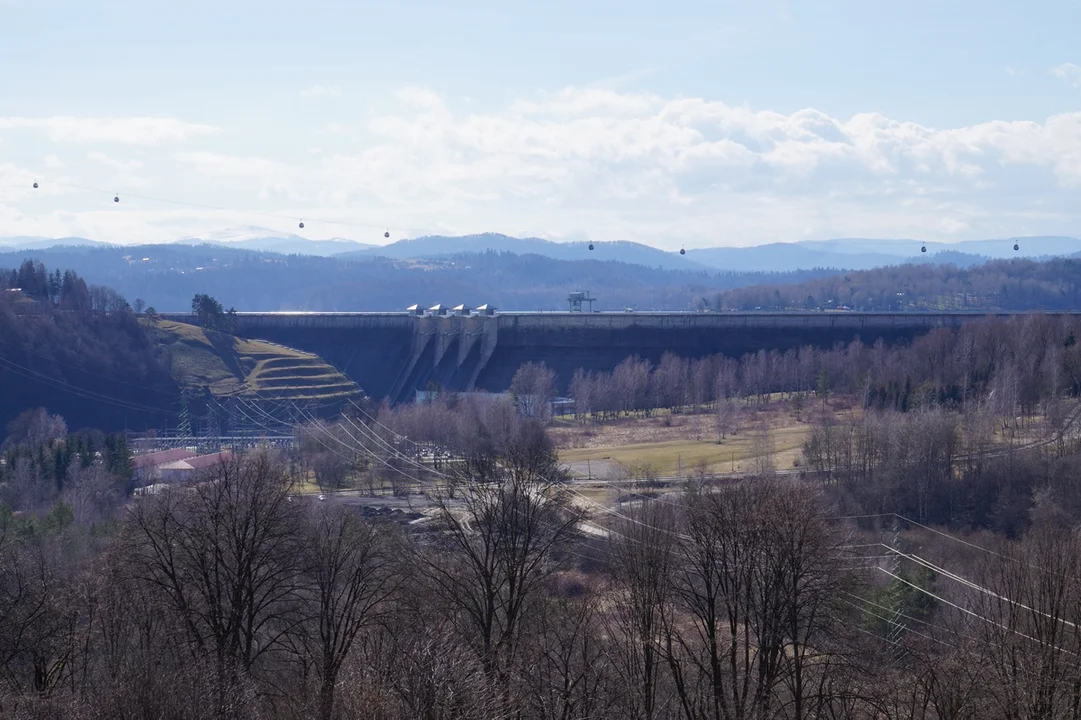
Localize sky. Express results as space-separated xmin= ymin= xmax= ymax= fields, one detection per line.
xmin=1 ymin=0 xmax=1080 ymax=250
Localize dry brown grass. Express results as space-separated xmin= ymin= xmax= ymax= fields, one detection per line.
xmin=553 ymin=395 xmax=1081 ymax=479
xmin=146 ymin=318 xmax=359 ymax=401
xmin=554 ymin=401 xmax=815 ymax=475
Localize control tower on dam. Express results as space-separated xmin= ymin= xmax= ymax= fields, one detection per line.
xmin=161 ymin=311 xmax=1062 ymax=403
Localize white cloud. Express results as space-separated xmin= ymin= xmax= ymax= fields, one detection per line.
xmin=300 ymin=85 xmax=343 ymax=99
xmin=510 ymin=87 xmax=663 ymax=118
xmin=589 ymin=67 xmax=658 ymax=92
xmin=6 ymin=90 xmax=1081 ymax=247
xmin=88 ymin=151 xmax=144 ymax=171
xmin=314 ymin=88 xmax=1081 ymax=244
xmin=362 ymin=88 xmax=1081 ymax=193
xmin=0 ymin=162 xmax=41 ymax=204
xmin=0 ymin=116 xmax=220 ymax=145
xmin=174 ymin=151 xmax=285 ymax=177
xmin=173 ymin=151 xmax=300 ymax=200
xmin=1052 ymin=62 xmax=1081 ymax=88
xmin=395 ymin=86 xmax=445 ymax=109
xmin=938 ymin=217 xmax=970 ymax=234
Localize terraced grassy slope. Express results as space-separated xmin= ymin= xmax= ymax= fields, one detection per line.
xmin=147 ymin=319 xmax=361 ymax=402
xmin=244 ymin=355 xmax=361 ymax=400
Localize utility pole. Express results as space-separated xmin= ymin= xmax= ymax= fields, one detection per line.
xmin=177 ymin=390 xmax=192 ymax=448
xmin=885 ymin=518 xmax=908 ymax=660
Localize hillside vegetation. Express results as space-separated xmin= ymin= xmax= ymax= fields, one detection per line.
xmin=0 ymin=261 xmax=178 ymax=431
xmin=11 ymin=242 xmax=1081 ymax=314
xmin=0 ymin=260 xmax=359 ymax=431
xmin=715 ymin=257 xmax=1081 ymax=311
xmin=149 ymin=319 xmax=360 ymax=402
xmin=0 ymin=244 xmax=846 ymax=311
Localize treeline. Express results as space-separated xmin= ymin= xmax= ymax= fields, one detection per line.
xmin=557 ymin=313 xmax=1081 ymax=420
xmin=2 ymin=258 xmax=131 ymax=314
xmin=190 ymin=292 xmax=237 ymax=332
xmin=520 ymin=313 xmax=1081 ymax=537
xmin=0 ymin=408 xmax=135 ymax=519
xmin=0 ymin=245 xmax=844 ymax=311
xmin=408 ymin=363 xmax=1079 ymax=541
xmin=714 ymin=257 xmax=1081 ymax=312
xmin=5 ymin=404 xmax=1081 ymax=717
xmin=0 ymin=262 xmax=179 ymax=432
xmin=799 ymin=402 xmax=1078 ymax=537
xmin=13 ymin=244 xmax=1081 ymax=313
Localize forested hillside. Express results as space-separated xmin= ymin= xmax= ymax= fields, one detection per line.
xmin=0 ymin=261 xmax=357 ymax=431
xmin=11 ymin=243 xmax=1077 ymax=314
xmin=1 ymin=245 xmax=845 ymax=311
xmin=715 ymin=257 xmax=1081 ymax=311
xmin=0 ymin=260 xmax=179 ymax=431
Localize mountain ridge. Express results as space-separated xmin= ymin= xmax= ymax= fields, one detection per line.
xmin=3 ymin=231 xmax=1079 ymax=272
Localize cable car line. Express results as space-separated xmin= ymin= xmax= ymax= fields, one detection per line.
xmin=20 ymin=177 xmax=1029 ymax=256
xmin=19 ymin=177 xmax=412 ymax=239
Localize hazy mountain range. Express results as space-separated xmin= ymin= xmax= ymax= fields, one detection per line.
xmin=5 ymin=232 xmax=1081 ymax=312
xmin=3 ymin=228 xmax=1078 ymax=272
xmin=0 ymin=243 xmax=835 ymax=312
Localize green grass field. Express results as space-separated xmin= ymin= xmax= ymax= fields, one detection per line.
xmin=559 ymin=424 xmax=810 ymax=476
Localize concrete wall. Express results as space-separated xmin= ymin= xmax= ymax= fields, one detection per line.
xmin=161 ymin=311 xmax=1068 ymax=402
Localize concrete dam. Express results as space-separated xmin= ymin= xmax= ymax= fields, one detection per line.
xmin=161 ymin=311 xmax=1051 ymax=403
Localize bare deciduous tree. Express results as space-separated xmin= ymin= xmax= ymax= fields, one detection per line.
xmin=125 ymin=452 xmax=303 ymax=713
xmin=416 ymin=429 xmax=585 ymax=715
xmin=664 ymin=482 xmax=849 ymax=719
xmin=300 ymin=505 xmax=401 ymax=720
xmin=974 ymin=527 xmax=1081 ymax=720
xmin=524 ymin=585 xmax=613 ymax=720
xmin=511 ymin=362 xmax=557 ymax=423
xmin=605 ymin=501 xmax=677 ymax=720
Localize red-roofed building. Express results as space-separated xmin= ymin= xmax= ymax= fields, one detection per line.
xmin=133 ymin=448 xmax=198 ymax=486
xmin=159 ymin=451 xmax=233 ymax=483
xmin=133 ymin=448 xmax=198 ymax=470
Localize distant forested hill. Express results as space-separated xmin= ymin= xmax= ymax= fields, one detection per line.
xmin=0 ymin=245 xmax=846 ymax=312
xmin=714 ymin=258 xmax=1081 ymax=312
xmin=0 ymin=260 xmax=180 ymax=432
